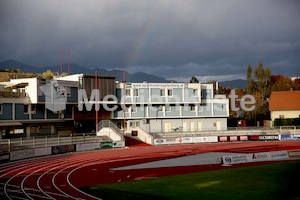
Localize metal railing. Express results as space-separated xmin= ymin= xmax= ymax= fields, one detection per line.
xmin=150 ymin=126 xmax=300 ymax=138
xmin=0 ymin=91 xmax=27 ymax=98
xmin=97 ymin=120 xmax=125 ymax=140
xmin=0 ymin=135 xmax=106 ymax=153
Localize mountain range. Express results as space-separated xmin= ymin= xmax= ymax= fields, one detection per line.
xmin=0 ymin=59 xmax=247 ymax=88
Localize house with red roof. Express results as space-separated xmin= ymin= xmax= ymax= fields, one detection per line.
xmin=269 ymin=90 xmax=300 ymax=123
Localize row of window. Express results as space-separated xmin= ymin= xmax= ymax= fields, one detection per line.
xmin=125 ymin=104 xmax=226 ymax=113
xmin=0 ymin=104 xmax=36 ymax=114
xmin=125 ymin=89 xmax=199 ymax=97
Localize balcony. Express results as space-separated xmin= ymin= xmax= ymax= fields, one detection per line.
xmin=0 ymin=91 xmax=27 ymax=98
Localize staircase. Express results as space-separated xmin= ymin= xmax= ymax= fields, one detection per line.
xmin=124 ymin=136 xmax=151 ymax=147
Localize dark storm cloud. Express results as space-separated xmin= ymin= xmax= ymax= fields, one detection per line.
xmin=0 ymin=0 xmax=299 ymax=81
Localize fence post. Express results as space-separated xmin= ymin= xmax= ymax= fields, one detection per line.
xmin=46 ymin=136 xmax=48 ymax=147
xmin=8 ymin=139 xmax=11 ymax=153
xmin=33 ymin=137 xmax=35 ymax=148
xmin=58 ymin=135 xmax=60 ymax=145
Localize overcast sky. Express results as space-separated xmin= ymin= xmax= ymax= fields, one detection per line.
xmin=0 ymin=0 xmax=299 ymax=82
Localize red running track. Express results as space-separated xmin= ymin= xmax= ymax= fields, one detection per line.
xmin=0 ymin=141 xmax=299 ymax=200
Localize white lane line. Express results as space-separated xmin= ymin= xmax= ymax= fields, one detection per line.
xmin=7 ymin=195 xmax=28 ymax=200
xmin=3 ymin=158 xmax=73 ymax=200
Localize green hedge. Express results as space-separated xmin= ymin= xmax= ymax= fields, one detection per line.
xmin=274 ymin=118 xmax=300 ymax=126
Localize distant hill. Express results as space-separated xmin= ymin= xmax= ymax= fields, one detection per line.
xmin=219 ymin=79 xmax=247 ymax=89
xmin=0 ymin=59 xmax=168 ymax=83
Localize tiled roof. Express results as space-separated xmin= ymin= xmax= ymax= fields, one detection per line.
xmin=269 ymin=90 xmax=300 ymax=111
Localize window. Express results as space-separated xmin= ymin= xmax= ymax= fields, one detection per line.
xmin=131 ymin=106 xmax=137 ymax=113
xmin=198 ymin=105 xmax=203 ymax=112
xmin=0 ymin=104 xmax=2 ymax=114
xmin=126 ymin=89 xmax=131 ymax=96
xmin=66 ymin=87 xmax=71 ymax=97
xmin=133 ymin=89 xmax=138 ymax=97
xmin=279 ymin=115 xmax=284 ymax=119
xmin=167 ymin=89 xmax=172 ymax=96
xmin=190 ymin=105 xmax=196 ymax=112
xmin=222 ymin=104 xmax=226 ymax=111
xmin=24 ymin=105 xmax=29 ymax=114
xmin=165 ymin=105 xmax=171 ymax=112
xmin=160 ymin=89 xmax=165 ymax=96
xmin=193 ymin=89 xmax=198 ymax=96
xmin=31 ymin=105 xmax=36 ymax=114
xmin=157 ymin=106 xmax=163 ymax=112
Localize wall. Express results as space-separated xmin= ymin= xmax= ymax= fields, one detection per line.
xmin=271 ymin=110 xmax=300 ymax=122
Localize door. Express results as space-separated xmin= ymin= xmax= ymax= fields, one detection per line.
xmin=164 ymin=122 xmax=171 ymax=132
xmin=182 ymin=122 xmax=187 ymax=132
xmin=190 ymin=122 xmax=195 ymax=132
xmin=197 ymin=121 xmax=202 ymax=131
xmin=216 ymin=121 xmax=221 ymax=131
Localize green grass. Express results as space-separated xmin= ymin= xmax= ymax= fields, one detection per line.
xmin=83 ymin=161 xmax=300 ymax=200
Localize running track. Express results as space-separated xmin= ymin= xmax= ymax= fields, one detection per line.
xmin=0 ymin=141 xmax=299 ymax=200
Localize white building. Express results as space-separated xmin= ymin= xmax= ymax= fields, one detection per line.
xmin=113 ymin=82 xmax=229 ymax=133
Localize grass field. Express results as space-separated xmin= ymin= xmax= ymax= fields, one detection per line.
xmin=83 ymin=161 xmax=300 ymax=200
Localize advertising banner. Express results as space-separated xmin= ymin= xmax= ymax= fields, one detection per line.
xmin=291 ymin=135 xmax=300 ymax=140
xmin=222 ymin=154 xmax=252 ymax=165
xmin=270 ymin=151 xmax=289 ymax=160
xmin=252 ymin=152 xmax=272 ymax=161
xmin=10 ymin=149 xmax=35 ymax=161
xmin=154 ymin=139 xmax=166 ymax=145
xmin=76 ymin=143 xmax=100 ymax=151
xmin=288 ymin=150 xmax=300 ymax=158
xmin=219 ymin=136 xmax=228 ymax=142
xmin=113 ymin=140 xmax=125 ymax=148
xmin=229 ymin=136 xmax=238 ymax=141
xmin=100 ymin=141 xmax=113 ymax=149
xmin=279 ymin=134 xmax=292 ymax=140
xmin=0 ymin=153 xmax=10 ymax=163
xmin=259 ymin=135 xmax=279 ymax=141
xmin=52 ymin=144 xmax=75 ymax=155
xmin=239 ymin=136 xmax=248 ymax=141
xmin=35 ymin=147 xmax=52 ymax=157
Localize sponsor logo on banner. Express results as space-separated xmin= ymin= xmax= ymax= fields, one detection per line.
xmin=239 ymin=136 xmax=248 ymax=141
xmin=270 ymin=151 xmax=289 ymax=160
xmin=154 ymin=139 xmax=166 ymax=145
xmin=165 ymin=138 xmax=177 ymax=144
xmin=259 ymin=135 xmax=279 ymax=141
xmin=288 ymin=151 xmax=300 ymax=158
xmin=52 ymin=145 xmax=75 ymax=154
xmin=182 ymin=137 xmax=192 ymax=143
xmin=230 ymin=136 xmax=238 ymax=141
xmin=279 ymin=134 xmax=292 ymax=140
xmin=252 ymin=152 xmax=271 ymax=161
xmin=291 ymin=135 xmax=300 ymax=140
xmin=219 ymin=136 xmax=228 ymax=142
xmin=113 ymin=141 xmax=125 ymax=148
xmin=222 ymin=154 xmax=251 ymax=165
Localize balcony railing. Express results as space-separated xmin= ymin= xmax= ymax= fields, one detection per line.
xmin=0 ymin=91 xmax=27 ymax=98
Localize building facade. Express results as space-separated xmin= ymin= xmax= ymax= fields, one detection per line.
xmin=0 ymin=77 xmax=78 ymax=138
xmin=1 ymin=74 xmax=230 ymax=138
xmin=113 ymin=82 xmax=229 ymax=133
xmin=269 ymin=90 xmax=300 ymax=123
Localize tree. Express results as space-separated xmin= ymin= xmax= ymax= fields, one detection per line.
xmin=245 ymin=62 xmax=271 ymax=123
xmin=189 ymin=76 xmax=199 ymax=83
xmin=246 ymin=62 xmax=271 ymax=98
xmin=271 ymin=75 xmax=292 ymax=91
xmin=39 ymin=70 xmax=55 ymax=79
